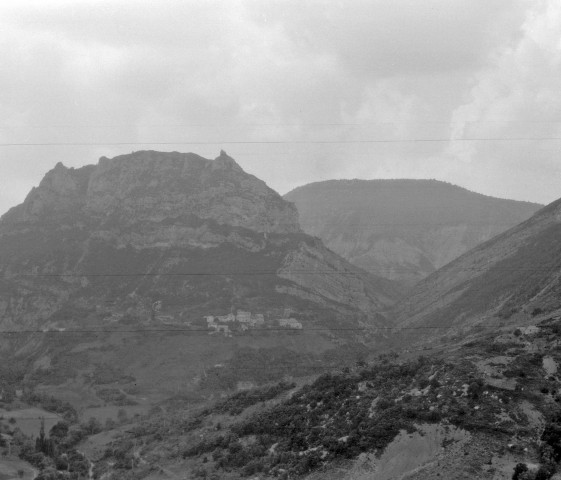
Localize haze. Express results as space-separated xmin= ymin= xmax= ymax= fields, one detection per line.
xmin=1 ymin=0 xmax=560 ymax=215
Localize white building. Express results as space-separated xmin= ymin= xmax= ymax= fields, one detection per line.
xmin=279 ymin=318 xmax=302 ymax=329
xmin=217 ymin=313 xmax=236 ymax=323
xmin=236 ymin=310 xmax=252 ymax=323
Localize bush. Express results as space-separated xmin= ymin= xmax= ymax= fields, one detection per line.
xmin=513 ymin=463 xmax=528 ymax=480
xmin=535 ymin=464 xmax=555 ymax=480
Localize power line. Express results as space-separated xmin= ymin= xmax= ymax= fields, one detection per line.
xmin=1 ymin=137 xmax=561 ymax=147
xmin=0 ymin=323 xmax=544 ymax=334
xmin=4 ymin=265 xmax=560 ymax=278
xmin=0 ymin=221 xmax=534 ymax=228
xmin=0 ymin=222 xmax=537 ymax=230
xmin=3 ymin=120 xmax=561 ymax=129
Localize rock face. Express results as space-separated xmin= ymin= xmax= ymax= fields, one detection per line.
xmin=7 ymin=150 xmax=300 ymax=235
xmin=284 ymin=179 xmax=541 ymax=286
xmin=392 ymin=196 xmax=561 ymax=341
xmin=0 ymin=151 xmax=399 ymax=394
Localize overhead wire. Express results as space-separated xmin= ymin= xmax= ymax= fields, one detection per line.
xmin=1 ymin=137 xmax=561 ymax=147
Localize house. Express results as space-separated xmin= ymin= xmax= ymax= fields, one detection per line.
xmin=279 ymin=318 xmax=302 ymax=329
xmin=236 ymin=310 xmax=265 ymax=327
xmin=216 ymin=325 xmax=231 ymax=336
xmin=236 ymin=310 xmax=252 ymax=323
xmin=217 ymin=313 xmax=236 ymax=323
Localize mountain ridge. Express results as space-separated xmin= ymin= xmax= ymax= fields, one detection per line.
xmin=284 ymin=178 xmax=542 ymax=286
xmin=3 ymin=150 xmax=301 ymax=235
xmin=392 ymin=193 xmax=561 ymax=342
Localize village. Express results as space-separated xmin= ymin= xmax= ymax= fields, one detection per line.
xmin=205 ymin=309 xmax=303 ymax=336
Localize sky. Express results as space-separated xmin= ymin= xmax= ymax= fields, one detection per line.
xmin=1 ymin=0 xmax=560 ymax=215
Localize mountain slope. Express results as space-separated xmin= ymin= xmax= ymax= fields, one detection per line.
xmin=0 ymin=151 xmax=399 ymax=401
xmin=392 ymin=195 xmax=561 ymax=341
xmin=95 ymin=315 xmax=561 ymax=480
xmin=284 ymin=179 xmax=541 ymax=286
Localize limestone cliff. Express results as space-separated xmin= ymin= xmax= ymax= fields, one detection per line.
xmin=5 ymin=150 xmax=300 ymax=235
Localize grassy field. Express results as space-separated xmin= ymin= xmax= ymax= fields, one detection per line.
xmin=0 ymin=407 xmax=61 ymax=437
xmin=82 ymin=404 xmax=150 ymax=423
xmin=0 ymin=456 xmax=37 ymax=480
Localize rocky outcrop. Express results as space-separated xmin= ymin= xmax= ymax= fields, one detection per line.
xmin=4 ymin=150 xmax=300 ymax=235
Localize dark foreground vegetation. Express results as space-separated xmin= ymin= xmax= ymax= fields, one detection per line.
xmin=3 ymin=316 xmax=561 ymax=479
xmin=90 ymin=315 xmax=561 ymax=479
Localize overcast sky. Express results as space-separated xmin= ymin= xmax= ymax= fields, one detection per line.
xmin=1 ymin=0 xmax=560 ymax=215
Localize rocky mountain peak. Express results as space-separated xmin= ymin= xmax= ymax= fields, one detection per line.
xmin=2 ymin=162 xmax=94 ymax=223
xmin=212 ymin=149 xmax=243 ymax=171
xmin=2 ymin=151 xmax=301 ymax=234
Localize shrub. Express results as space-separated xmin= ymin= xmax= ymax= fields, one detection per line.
xmin=512 ymin=463 xmax=528 ymax=480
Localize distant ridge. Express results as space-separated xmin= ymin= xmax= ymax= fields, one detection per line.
xmin=392 ymin=193 xmax=561 ymax=341
xmin=285 ymin=179 xmax=541 ymax=286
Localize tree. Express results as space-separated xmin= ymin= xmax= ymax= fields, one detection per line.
xmin=535 ymin=464 xmax=555 ymax=480
xmin=83 ymin=417 xmax=102 ymax=435
xmin=34 ymin=467 xmax=61 ymax=480
xmin=468 ymin=379 xmax=484 ymax=399
xmin=512 ymin=463 xmax=528 ymax=480
xmin=35 ymin=418 xmax=55 ymax=457
xmin=49 ymin=421 xmax=69 ymax=440
xmin=542 ymin=423 xmax=561 ymax=462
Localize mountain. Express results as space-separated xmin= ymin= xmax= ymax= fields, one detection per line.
xmin=0 ymin=150 xmax=399 ymax=402
xmin=392 ymin=195 xmax=561 ymax=342
xmin=284 ymin=179 xmax=541 ymax=286
xmin=2 ymin=154 xmax=558 ymax=480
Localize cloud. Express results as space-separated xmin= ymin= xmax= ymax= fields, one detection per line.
xmin=248 ymin=0 xmax=526 ymax=77
xmin=447 ymin=0 xmax=561 ymax=202
xmin=0 ymin=0 xmax=558 ymax=214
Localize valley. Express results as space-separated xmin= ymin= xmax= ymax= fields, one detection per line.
xmin=285 ymin=180 xmax=541 ymax=287
xmin=0 ymin=151 xmax=559 ymax=480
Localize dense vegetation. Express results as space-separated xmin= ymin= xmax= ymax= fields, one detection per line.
xmin=204 ymin=381 xmax=296 ymax=416
xmin=90 ymin=317 xmax=561 ymax=479
xmin=185 ymin=357 xmax=520 ymax=477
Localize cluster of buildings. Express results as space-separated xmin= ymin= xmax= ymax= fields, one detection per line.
xmin=278 ymin=318 xmax=303 ymax=329
xmin=205 ymin=310 xmax=265 ymax=335
xmin=205 ymin=309 xmax=302 ymax=335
